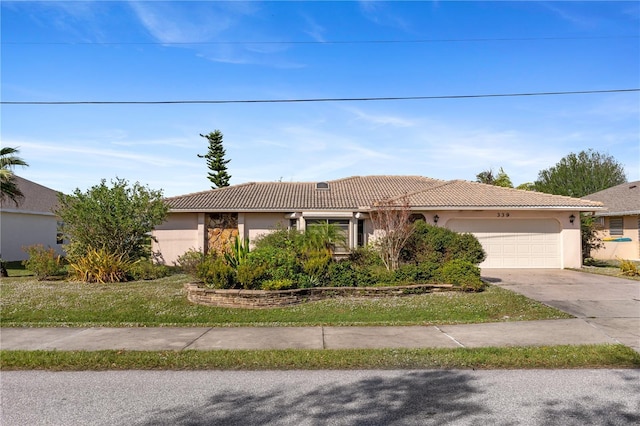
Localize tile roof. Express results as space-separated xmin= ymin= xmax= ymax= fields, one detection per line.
xmin=167 ymin=175 xmax=603 ymax=212
xmin=0 ymin=175 xmax=60 ymax=214
xmin=582 ymin=181 xmax=640 ymax=216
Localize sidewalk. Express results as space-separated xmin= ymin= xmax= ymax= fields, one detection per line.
xmin=0 ymin=318 xmax=620 ymax=351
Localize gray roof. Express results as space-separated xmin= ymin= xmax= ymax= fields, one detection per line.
xmin=582 ymin=181 xmax=640 ymax=216
xmin=0 ymin=175 xmax=60 ymax=214
xmin=166 ymin=175 xmax=603 ymax=212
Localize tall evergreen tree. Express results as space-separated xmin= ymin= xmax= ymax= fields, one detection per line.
xmin=197 ymin=130 xmax=231 ymax=189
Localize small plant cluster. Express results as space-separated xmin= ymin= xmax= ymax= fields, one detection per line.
xmin=183 ymin=221 xmax=486 ymax=292
xmin=21 ymin=244 xmax=65 ymax=279
xmin=618 ymin=259 xmax=640 ymax=277
xmin=21 ymin=244 xmax=170 ymax=283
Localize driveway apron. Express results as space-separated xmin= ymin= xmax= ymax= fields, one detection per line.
xmin=483 ymin=269 xmax=640 ymax=352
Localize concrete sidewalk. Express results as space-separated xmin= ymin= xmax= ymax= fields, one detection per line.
xmin=0 ymin=318 xmax=619 ymax=351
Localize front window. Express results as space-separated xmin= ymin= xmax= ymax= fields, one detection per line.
xmin=609 ymin=217 xmax=623 ymax=236
xmin=305 ymin=219 xmax=350 ymax=252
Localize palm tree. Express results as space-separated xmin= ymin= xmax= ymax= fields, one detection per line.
xmin=0 ymin=146 xmax=29 ymax=206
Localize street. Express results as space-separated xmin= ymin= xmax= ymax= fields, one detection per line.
xmin=2 ymin=369 xmax=639 ymax=425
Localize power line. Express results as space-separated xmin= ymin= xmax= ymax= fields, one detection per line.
xmin=3 ymin=35 xmax=637 ymax=46
xmin=2 ymin=89 xmax=638 ymax=106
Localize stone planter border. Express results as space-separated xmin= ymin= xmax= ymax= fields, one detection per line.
xmin=185 ymin=282 xmax=456 ymax=309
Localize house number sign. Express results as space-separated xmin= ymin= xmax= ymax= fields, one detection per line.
xmin=497 ymin=212 xmax=510 ymax=217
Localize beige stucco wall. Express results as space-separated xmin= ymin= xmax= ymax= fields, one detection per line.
xmin=153 ymin=208 xmax=584 ymax=268
xmin=591 ymin=215 xmax=640 ymax=261
xmin=152 ymin=212 xmax=204 ymax=265
xmin=0 ymin=211 xmax=63 ymax=261
xmin=242 ymin=212 xmax=288 ymax=248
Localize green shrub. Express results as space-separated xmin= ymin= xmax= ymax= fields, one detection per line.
xmin=22 ymin=244 xmax=64 ymax=280
xmin=261 ymin=278 xmax=295 ymax=291
xmin=236 ymin=261 xmax=267 ymax=289
xmin=248 ymin=246 xmax=301 ymax=281
xmin=127 ymin=260 xmax=170 ymax=281
xmin=327 ymin=260 xmax=358 ymax=287
xmin=349 ymin=246 xmax=384 ymax=268
xmin=69 ymin=248 xmax=130 ymax=283
xmin=253 ymin=227 xmax=304 ymax=252
xmin=440 ymin=259 xmax=484 ymax=291
xmin=402 ymin=221 xmax=486 ymax=266
xmin=393 ymin=263 xmax=434 ymax=283
xmin=302 ymin=250 xmax=332 ymax=281
xmin=196 ymin=257 xmax=236 ymax=289
xmin=175 ymin=249 xmax=205 ymax=276
xmin=224 ymin=236 xmax=250 ymax=269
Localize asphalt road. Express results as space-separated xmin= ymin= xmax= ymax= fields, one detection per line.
xmin=2 ymin=369 xmax=639 ymax=425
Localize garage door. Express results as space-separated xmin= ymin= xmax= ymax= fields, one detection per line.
xmin=448 ymin=219 xmax=561 ymax=268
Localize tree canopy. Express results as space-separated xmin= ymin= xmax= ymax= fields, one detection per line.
xmin=55 ymin=178 xmax=169 ymax=261
xmin=0 ymin=146 xmax=29 ymax=206
xmin=534 ymin=149 xmax=627 ymax=197
xmin=197 ymin=130 xmax=231 ymax=189
xmin=476 ymin=167 xmax=513 ymax=188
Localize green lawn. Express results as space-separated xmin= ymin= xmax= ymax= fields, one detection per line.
xmin=2 ymin=345 xmax=638 ymax=370
xmin=0 ymin=274 xmax=571 ymax=327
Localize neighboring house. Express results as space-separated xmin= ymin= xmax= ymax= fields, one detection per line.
xmin=583 ymin=181 xmax=640 ymax=261
xmin=153 ymin=175 xmax=603 ymax=269
xmin=0 ymin=176 xmax=63 ymax=261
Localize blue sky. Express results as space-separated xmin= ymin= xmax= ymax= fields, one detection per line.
xmin=2 ymin=1 xmax=639 ymax=197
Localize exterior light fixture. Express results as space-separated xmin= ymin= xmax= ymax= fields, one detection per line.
xmin=433 ymin=214 xmax=439 ymax=224
xmin=569 ymin=214 xmax=576 ymax=224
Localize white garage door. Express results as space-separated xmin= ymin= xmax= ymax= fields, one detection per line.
xmin=448 ymin=219 xmax=561 ymax=268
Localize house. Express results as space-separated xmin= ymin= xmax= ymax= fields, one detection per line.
xmin=0 ymin=176 xmax=63 ymax=262
xmin=583 ymin=181 xmax=640 ymax=261
xmin=152 ymin=175 xmax=603 ymax=269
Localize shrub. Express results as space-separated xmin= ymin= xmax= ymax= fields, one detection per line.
xmin=618 ymin=259 xmax=640 ymax=277
xmin=261 ymin=278 xmax=296 ymax=291
xmin=127 ymin=260 xmax=170 ymax=281
xmin=236 ymin=261 xmax=267 ymax=289
xmin=175 ymin=249 xmax=205 ymax=276
xmin=402 ymin=221 xmax=486 ymax=266
xmin=301 ymin=250 xmax=332 ymax=282
xmin=440 ymin=259 xmax=484 ymax=291
xmin=248 ymin=246 xmax=301 ymax=281
xmin=22 ymin=244 xmax=64 ymax=280
xmin=69 ymin=248 xmax=130 ymax=283
xmin=349 ymin=246 xmax=384 ymax=268
xmin=224 ymin=236 xmax=250 ymax=269
xmin=196 ymin=257 xmax=236 ymax=289
xmin=327 ymin=260 xmax=358 ymax=287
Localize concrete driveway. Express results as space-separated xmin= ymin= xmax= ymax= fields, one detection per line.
xmin=483 ymin=269 xmax=640 ymax=352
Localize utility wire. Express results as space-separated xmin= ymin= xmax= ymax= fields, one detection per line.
xmin=2 ymin=89 xmax=638 ymax=106
xmin=3 ymin=35 xmax=637 ymax=46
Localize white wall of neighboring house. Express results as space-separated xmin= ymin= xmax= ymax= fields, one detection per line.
xmin=0 ymin=210 xmax=63 ymax=261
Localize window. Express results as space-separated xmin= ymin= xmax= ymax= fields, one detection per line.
xmin=56 ymin=221 xmax=64 ymax=245
xmin=289 ymin=218 xmax=298 ymax=230
xmin=306 ymin=218 xmax=350 ymax=252
xmin=609 ymin=217 xmax=623 ymax=236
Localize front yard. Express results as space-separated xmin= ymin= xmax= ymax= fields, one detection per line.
xmin=0 ymin=274 xmax=571 ymax=327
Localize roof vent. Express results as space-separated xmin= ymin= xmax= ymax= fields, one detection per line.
xmin=316 ymin=182 xmax=329 ymax=190
xmin=630 ymin=184 xmax=637 ymax=189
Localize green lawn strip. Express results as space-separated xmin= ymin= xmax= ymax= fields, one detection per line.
xmin=2 ymin=345 xmax=638 ymax=370
xmin=571 ymin=266 xmax=640 ymax=281
xmin=1 ymin=275 xmax=570 ymax=327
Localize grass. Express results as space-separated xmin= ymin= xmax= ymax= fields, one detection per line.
xmin=1 ymin=345 xmax=638 ymax=370
xmin=0 ymin=274 xmax=571 ymax=327
xmin=577 ymin=263 xmax=640 ymax=281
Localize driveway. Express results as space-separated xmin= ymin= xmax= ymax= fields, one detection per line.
xmin=483 ymin=269 xmax=640 ymax=352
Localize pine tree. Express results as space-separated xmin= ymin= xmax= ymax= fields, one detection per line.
xmin=197 ymin=130 xmax=231 ymax=189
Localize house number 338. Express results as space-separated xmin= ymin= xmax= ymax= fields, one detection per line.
xmin=497 ymin=212 xmax=510 ymax=217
